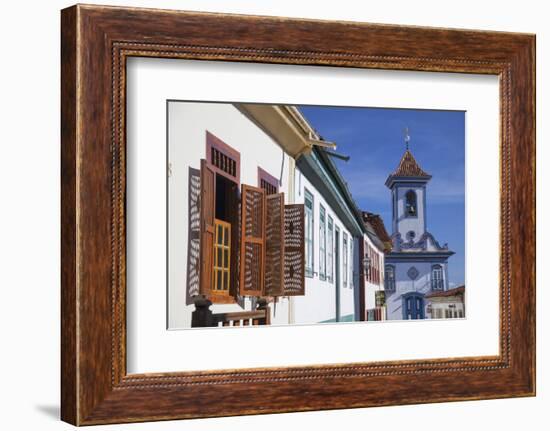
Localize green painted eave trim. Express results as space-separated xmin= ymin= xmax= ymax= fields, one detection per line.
xmin=298 ymin=150 xmax=364 ymax=237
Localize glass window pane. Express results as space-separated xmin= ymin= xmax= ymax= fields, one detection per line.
xmin=223 ymin=271 xmax=229 ymax=290
xmin=216 ymin=271 xmax=222 ymax=290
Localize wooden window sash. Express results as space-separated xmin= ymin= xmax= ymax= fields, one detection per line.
xmin=198 ymin=159 xmax=237 ymax=304
xmin=199 ymin=159 xmax=216 ymax=299
xmin=212 ymin=219 xmax=231 ymax=294
xmin=239 ymin=184 xmax=266 ymax=297
xmin=264 ymin=193 xmax=285 ymax=297
xmin=282 ymin=204 xmax=306 ymax=296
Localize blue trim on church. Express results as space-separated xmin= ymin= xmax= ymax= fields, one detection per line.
xmin=384 ymin=149 xmax=455 ymax=320
xmin=391 ymin=231 xmax=450 ymax=252
xmin=401 ymin=292 xmax=425 ymax=319
xmin=385 ymin=175 xmax=432 ymax=188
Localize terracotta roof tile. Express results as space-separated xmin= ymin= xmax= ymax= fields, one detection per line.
xmin=390 ymin=149 xmax=430 ymax=178
xmin=362 ymin=211 xmax=392 ymax=252
xmin=425 ymin=285 xmax=465 ymax=298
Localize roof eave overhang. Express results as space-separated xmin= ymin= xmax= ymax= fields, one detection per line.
xmin=385 ymin=174 xmax=432 ymax=188
xmin=426 ymin=287 xmax=465 ymax=299
xmin=365 ymin=229 xmax=385 ymax=252
xmin=235 ymin=103 xmax=314 ymax=159
xmin=297 ymin=151 xmax=365 ymax=237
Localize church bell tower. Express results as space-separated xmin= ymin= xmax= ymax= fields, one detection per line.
xmin=385 ymin=148 xmax=431 ymax=242
xmin=383 ymin=129 xmax=454 ymax=320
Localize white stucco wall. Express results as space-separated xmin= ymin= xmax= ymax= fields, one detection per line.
xmin=291 ymin=169 xmax=356 ymax=324
xmin=427 ymin=297 xmax=465 ymax=319
xmin=424 ymin=235 xmax=447 ymax=252
xmin=365 ymin=282 xmax=384 ymax=310
xmin=168 ymin=102 xmax=292 ymax=329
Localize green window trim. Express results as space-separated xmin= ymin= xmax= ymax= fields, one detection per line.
xmin=343 ymin=232 xmax=348 ymax=287
xmin=349 ymin=239 xmax=353 ymax=289
xmin=327 ymin=216 xmax=334 ymax=283
xmin=304 ymin=188 xmax=314 ymax=278
xmin=319 ymin=204 xmax=326 ymax=281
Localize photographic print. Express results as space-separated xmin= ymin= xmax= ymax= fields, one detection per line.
xmin=168 ymin=101 xmax=465 ymax=329
xmin=60 ymin=7 xmax=536 ymax=423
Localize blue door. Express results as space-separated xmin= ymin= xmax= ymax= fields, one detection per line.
xmin=402 ymin=293 xmax=424 ymax=319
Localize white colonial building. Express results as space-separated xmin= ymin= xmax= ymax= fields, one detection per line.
xmin=168 ymin=101 xmax=385 ymax=328
xmin=384 ymin=148 xmax=455 ymax=320
xmin=426 ymin=285 xmax=465 ymax=319
xmin=168 ymin=101 xmax=294 ymax=328
xmin=292 ymin=146 xmax=365 ymax=324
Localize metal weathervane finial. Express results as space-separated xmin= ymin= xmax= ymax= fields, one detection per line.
xmin=404 ymin=127 xmax=411 ymax=151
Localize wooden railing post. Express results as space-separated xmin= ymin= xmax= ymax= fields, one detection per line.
xmin=192 ymin=297 xmax=272 ymax=327
xmin=191 ymin=296 xmax=214 ymax=327
xmin=256 ymin=297 xmax=271 ymax=325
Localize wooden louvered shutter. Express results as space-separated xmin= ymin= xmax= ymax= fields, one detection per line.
xmin=199 ymin=159 xmax=215 ymax=297
xmin=283 ymin=204 xmax=305 ymax=296
xmin=239 ymin=184 xmax=266 ymax=297
xmin=264 ymin=193 xmax=285 ymax=296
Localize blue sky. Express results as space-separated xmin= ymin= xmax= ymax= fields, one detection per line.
xmin=299 ymin=105 xmax=465 ymax=286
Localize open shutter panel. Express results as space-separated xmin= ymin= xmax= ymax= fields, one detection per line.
xmin=283 ymin=204 xmax=306 ymax=296
xmin=199 ymin=159 xmax=215 ymax=297
xmin=239 ymin=184 xmax=266 ymax=297
xmin=264 ymin=193 xmax=285 ymax=297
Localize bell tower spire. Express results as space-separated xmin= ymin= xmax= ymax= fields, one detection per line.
xmin=385 ymin=137 xmax=431 ymax=239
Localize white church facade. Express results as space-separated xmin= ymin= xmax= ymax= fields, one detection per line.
xmin=383 ymin=148 xmax=455 ymax=320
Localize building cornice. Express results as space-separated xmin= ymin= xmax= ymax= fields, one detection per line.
xmin=235 ymin=103 xmax=314 ymax=159
xmin=385 ymin=175 xmax=432 ymax=189
xmin=385 ymin=251 xmax=455 ymax=263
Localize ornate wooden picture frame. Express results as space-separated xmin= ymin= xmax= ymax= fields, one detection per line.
xmin=61 ymin=4 xmax=535 ymax=425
